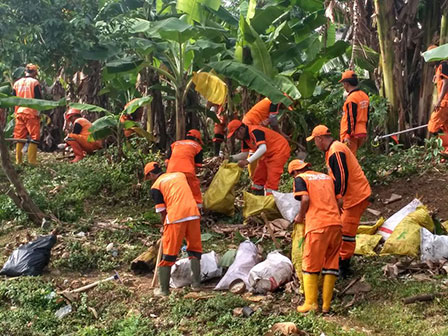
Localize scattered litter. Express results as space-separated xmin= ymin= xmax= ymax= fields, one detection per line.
xmin=150 ymin=314 xmax=157 ymax=318
xmin=215 ymin=241 xmax=259 ymax=290
xmin=106 ymin=243 xmax=114 ymax=252
xmin=248 ymin=251 xmax=293 ymax=294
xmin=272 ymin=190 xmax=301 ymax=223
xmin=0 ymin=234 xmax=57 ymax=276
xmin=242 ymin=306 xmax=254 ymax=317
xmin=233 ymin=307 xmax=243 ymax=317
xmin=55 ymin=304 xmax=72 ymax=319
xmin=229 ymin=279 xmax=246 ymax=294
xmin=265 ymin=322 xmax=302 ymax=336
xmin=420 ymin=228 xmax=448 ymax=262
xmin=383 ymin=193 xmax=402 ymax=205
xmin=243 ymin=293 xmax=265 ymax=302
xmin=366 ymin=208 xmax=382 ymax=217
xmin=75 ymin=231 xmax=86 ymax=238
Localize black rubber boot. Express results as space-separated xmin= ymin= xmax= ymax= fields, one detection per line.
xmin=214 ymin=142 xmax=221 ymax=157
xmin=154 ymin=266 xmax=171 ymax=296
xmin=190 ymin=258 xmax=201 ymax=291
xmin=339 ymin=258 xmax=354 ymax=279
xmin=251 ymin=189 xmax=265 ymax=196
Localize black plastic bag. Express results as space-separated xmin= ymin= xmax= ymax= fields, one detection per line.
xmin=0 ymin=235 xmax=57 ymax=276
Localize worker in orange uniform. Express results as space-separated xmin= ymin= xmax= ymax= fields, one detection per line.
xmin=64 ymin=108 xmax=102 ymax=163
xmin=289 ymin=159 xmax=342 ymax=314
xmin=227 ymin=120 xmax=290 ymax=195
xmin=210 ymin=104 xmax=226 ymax=156
xmin=144 ymin=162 xmax=202 ymax=296
xmin=120 ymin=98 xmax=144 ymax=138
xmin=307 ymin=125 xmax=371 ymax=278
xmin=12 ymin=64 xmax=43 ymax=165
xmin=427 ymin=45 xmax=448 ymax=154
xmin=339 ymin=70 xmax=370 ymax=156
xmin=166 ymin=129 xmax=204 ymax=208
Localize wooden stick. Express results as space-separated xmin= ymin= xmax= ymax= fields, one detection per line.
xmin=261 ymin=212 xmax=281 ymax=249
xmin=151 ymin=240 xmax=163 ymax=288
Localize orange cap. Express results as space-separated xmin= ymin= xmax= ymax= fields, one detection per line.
xmin=65 ymin=108 xmax=81 ymax=120
xmin=144 ymin=162 xmax=160 ymax=176
xmin=186 ymin=129 xmax=203 ymax=144
xmin=25 ymin=64 xmax=38 ymax=72
xmin=339 ymin=70 xmax=356 ymax=83
xmin=306 ymin=125 xmax=331 ymax=141
xmin=427 ymin=44 xmax=438 ymax=51
xmin=227 ymin=119 xmax=243 ymax=138
xmin=288 ymin=159 xmax=310 ymax=174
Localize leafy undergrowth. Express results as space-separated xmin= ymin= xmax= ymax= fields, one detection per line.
xmin=1 ymin=146 xmax=448 ymax=335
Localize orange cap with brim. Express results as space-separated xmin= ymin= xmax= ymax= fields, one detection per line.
xmin=26 ymin=64 xmax=38 ymax=72
xmin=227 ymin=119 xmax=243 ymax=138
xmin=65 ymin=108 xmax=82 ymax=120
xmin=306 ymin=125 xmax=331 ymax=142
xmin=187 ymin=129 xmax=203 ymax=144
xmin=288 ymin=159 xmax=310 ymax=174
xmin=144 ymin=162 xmax=160 ymax=176
xmin=339 ymin=70 xmax=356 ymax=83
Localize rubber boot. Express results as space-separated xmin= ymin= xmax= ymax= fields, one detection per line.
xmin=68 ymin=141 xmax=85 ymax=163
xmin=251 ymin=188 xmax=264 ymax=196
xmin=190 ymin=258 xmax=201 ymax=291
xmin=154 ymin=266 xmax=171 ymax=297
xmin=27 ymin=143 xmax=38 ymax=165
xmin=214 ymin=142 xmax=221 ymax=157
xmin=297 ymin=273 xmax=318 ymax=313
xmin=322 ymin=274 xmax=337 ymax=314
xmin=339 ymin=258 xmax=353 ymax=279
xmin=16 ymin=143 xmax=24 ymax=164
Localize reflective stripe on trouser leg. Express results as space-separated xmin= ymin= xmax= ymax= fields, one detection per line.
xmin=340 ymin=199 xmax=369 ymax=260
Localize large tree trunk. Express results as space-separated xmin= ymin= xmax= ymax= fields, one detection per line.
xmin=0 ymin=129 xmax=46 ymax=226
xmin=175 ymin=89 xmax=186 ymax=140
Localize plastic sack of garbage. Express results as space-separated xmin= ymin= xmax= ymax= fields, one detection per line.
xmin=0 ymin=235 xmax=57 ymax=276
xmin=378 ymin=198 xmax=422 ymax=240
xmin=272 ymin=191 xmax=301 ymax=223
xmin=248 ymin=251 xmax=293 ymax=294
xmin=170 ymin=251 xmax=222 ymax=288
xmin=420 ymin=228 xmax=448 ymax=262
xmin=214 ymin=241 xmax=259 ymax=290
xmin=380 ymin=206 xmax=434 ymax=257
xmin=242 ymin=192 xmax=281 ymax=220
xmin=291 ymin=223 xmax=305 ymax=293
xmin=204 ymin=161 xmax=242 ymax=216
xmin=357 ymin=217 xmax=385 ymax=235
xmin=355 ymin=234 xmax=382 ymax=256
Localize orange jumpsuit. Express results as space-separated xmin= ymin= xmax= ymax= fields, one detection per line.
xmin=213 ymin=105 xmax=227 ymax=144
xmin=242 ymin=98 xmax=280 ymax=126
xmin=166 ymin=139 xmax=203 ymax=207
xmin=340 ymin=89 xmax=370 ymax=155
xmin=325 ymin=140 xmax=371 ymax=260
xmin=293 ymin=170 xmax=342 ymax=275
xmin=12 ymin=77 xmax=42 ymax=142
xmin=66 ymin=118 xmax=102 ymax=154
xmin=151 ymin=172 xmax=202 ymax=267
xmin=120 ymin=98 xmax=143 ymax=138
xmin=428 ymin=61 xmax=448 ymax=152
xmin=241 ymin=125 xmax=290 ymax=194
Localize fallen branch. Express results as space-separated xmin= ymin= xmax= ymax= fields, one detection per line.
xmin=403 ymin=292 xmax=447 ymax=304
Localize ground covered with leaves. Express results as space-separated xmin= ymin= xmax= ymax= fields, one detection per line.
xmin=1 ymin=145 xmax=448 ymax=336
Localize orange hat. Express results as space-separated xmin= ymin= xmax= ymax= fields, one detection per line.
xmin=427 ymin=44 xmax=438 ymax=51
xmin=144 ymin=162 xmax=160 ymax=176
xmin=65 ymin=108 xmax=82 ymax=120
xmin=186 ymin=129 xmax=203 ymax=144
xmin=306 ymin=125 xmax=331 ymax=141
xmin=339 ymin=70 xmax=356 ymax=83
xmin=25 ymin=64 xmax=38 ymax=72
xmin=288 ymin=159 xmax=310 ymax=174
xmin=227 ymin=119 xmax=243 ymax=138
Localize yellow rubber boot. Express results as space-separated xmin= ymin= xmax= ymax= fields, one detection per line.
xmin=297 ymin=273 xmax=318 ymax=313
xmin=27 ymin=143 xmax=38 ymax=165
xmin=16 ymin=143 xmax=24 ymax=164
xmin=322 ymin=274 xmax=337 ymax=314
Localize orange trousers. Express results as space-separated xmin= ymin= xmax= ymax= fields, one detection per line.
xmin=184 ymin=172 xmax=203 ymax=207
xmin=346 ymin=136 xmax=366 ymax=156
xmin=159 ymin=219 xmax=203 ymax=267
xmin=428 ymin=106 xmax=448 ymax=134
xmin=14 ymin=113 xmax=40 ymax=141
xmin=340 ymin=198 xmax=369 ymax=260
xmin=302 ymin=225 xmax=342 ymax=275
xmin=213 ymin=122 xmax=225 ymax=143
xmin=67 ymin=133 xmax=102 ymax=154
xmin=252 ymin=150 xmax=290 ymax=194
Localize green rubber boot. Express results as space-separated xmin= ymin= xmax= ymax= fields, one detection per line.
xmin=190 ymin=258 xmax=201 ymax=291
xmin=154 ymin=266 xmax=171 ymax=297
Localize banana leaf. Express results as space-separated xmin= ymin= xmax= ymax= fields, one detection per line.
xmin=69 ymin=103 xmax=110 ymax=114
xmin=0 ymin=97 xmax=66 ymax=110
xmin=122 ymin=96 xmax=153 ymax=115
xmin=423 ymin=43 xmax=448 ymax=62
xmin=88 ymin=115 xmax=118 ymax=141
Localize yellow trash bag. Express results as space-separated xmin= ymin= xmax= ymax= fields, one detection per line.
xmin=242 ymin=192 xmax=281 ymax=220
xmin=380 ymin=206 xmax=434 ymax=257
xmin=192 ymin=72 xmax=227 ymax=105
xmin=291 ymin=223 xmax=305 ymax=293
xmin=203 ymin=161 xmax=242 ymax=216
xmin=355 ymin=234 xmax=382 ymax=256
xmin=357 ymin=217 xmax=385 ymax=235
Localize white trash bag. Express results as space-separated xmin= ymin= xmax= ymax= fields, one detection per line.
xmin=170 ymin=251 xmax=222 ymax=288
xmin=420 ymin=228 xmax=448 ymax=262
xmin=248 ymin=251 xmax=293 ymax=294
xmin=272 ymin=191 xmax=301 ymax=223
xmin=214 ymin=241 xmax=259 ymax=290
xmin=378 ymin=198 xmax=422 ymax=240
